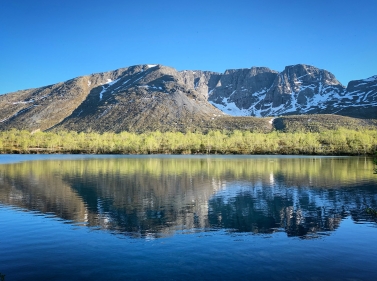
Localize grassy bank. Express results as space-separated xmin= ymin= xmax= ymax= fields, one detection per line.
xmin=0 ymin=128 xmax=376 ymax=155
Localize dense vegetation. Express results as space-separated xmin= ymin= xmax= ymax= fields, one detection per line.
xmin=0 ymin=128 xmax=376 ymax=155
xmin=272 ymin=115 xmax=377 ymax=132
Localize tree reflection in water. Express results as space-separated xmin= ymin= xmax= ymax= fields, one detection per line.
xmin=0 ymin=156 xmax=376 ymax=238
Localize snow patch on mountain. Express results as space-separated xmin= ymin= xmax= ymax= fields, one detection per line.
xmin=99 ymin=87 xmax=106 ymax=100
xmin=209 ymin=98 xmax=249 ymax=116
xmin=99 ymin=78 xmax=121 ymax=100
xmin=133 ymin=75 xmax=145 ymax=84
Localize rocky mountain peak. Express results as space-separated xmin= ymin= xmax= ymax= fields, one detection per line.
xmin=208 ymin=64 xmax=364 ymax=117
xmin=281 ymin=64 xmax=342 ymax=86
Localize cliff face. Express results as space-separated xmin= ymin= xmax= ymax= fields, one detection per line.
xmin=260 ymin=64 xmax=345 ymax=116
xmin=208 ymin=64 xmax=376 ymax=118
xmin=0 ymin=63 xmax=375 ymax=133
xmin=208 ymin=67 xmax=278 ymax=115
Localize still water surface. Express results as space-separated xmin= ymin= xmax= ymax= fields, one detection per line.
xmin=0 ymin=155 xmax=376 ymax=280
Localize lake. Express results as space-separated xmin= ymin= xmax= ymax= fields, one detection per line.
xmin=0 ymin=155 xmax=376 ymax=280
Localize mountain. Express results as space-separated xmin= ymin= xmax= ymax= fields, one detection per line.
xmin=332 ymin=75 xmax=377 ymax=118
xmin=0 ymin=64 xmax=376 ymax=133
xmin=208 ymin=64 xmax=376 ymax=118
xmin=0 ymin=65 xmax=226 ymax=132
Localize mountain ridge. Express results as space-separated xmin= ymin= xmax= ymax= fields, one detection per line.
xmin=0 ymin=63 xmax=376 ymax=133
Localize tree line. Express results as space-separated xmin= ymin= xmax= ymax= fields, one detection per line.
xmin=0 ymin=128 xmax=376 ymax=155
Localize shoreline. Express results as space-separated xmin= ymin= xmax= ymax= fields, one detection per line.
xmin=0 ymin=150 xmax=374 ymax=156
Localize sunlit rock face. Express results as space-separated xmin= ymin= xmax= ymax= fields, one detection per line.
xmin=0 ymin=156 xmax=376 ymax=239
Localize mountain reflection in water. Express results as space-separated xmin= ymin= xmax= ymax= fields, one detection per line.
xmin=0 ymin=156 xmax=376 ymax=238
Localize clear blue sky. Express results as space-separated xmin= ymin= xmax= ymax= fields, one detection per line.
xmin=1 ymin=0 xmax=376 ymax=94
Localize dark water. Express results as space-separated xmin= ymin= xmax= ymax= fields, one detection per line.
xmin=0 ymin=155 xmax=376 ymax=280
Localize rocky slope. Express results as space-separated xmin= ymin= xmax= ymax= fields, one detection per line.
xmin=0 ymin=63 xmax=375 ymax=132
xmin=0 ymin=65 xmax=227 ymax=132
